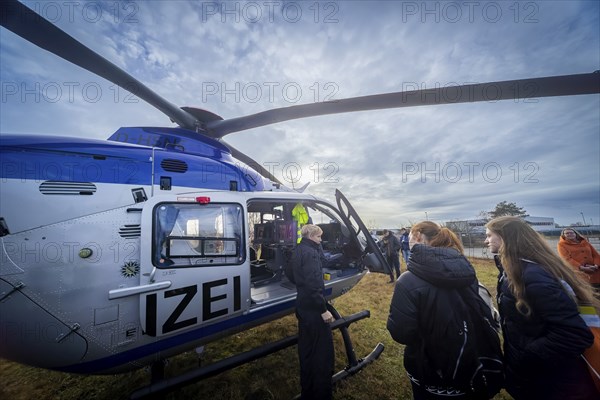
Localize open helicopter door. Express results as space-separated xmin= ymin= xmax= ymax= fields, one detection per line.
xmin=335 ymin=189 xmax=391 ymax=275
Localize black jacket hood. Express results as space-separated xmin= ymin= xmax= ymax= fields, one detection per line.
xmin=407 ymin=244 xmax=476 ymax=289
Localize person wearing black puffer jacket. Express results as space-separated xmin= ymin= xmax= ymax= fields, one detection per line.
xmin=485 ymin=216 xmax=599 ymax=400
xmin=290 ymin=224 xmax=335 ymax=400
xmin=387 ymin=221 xmax=493 ymax=400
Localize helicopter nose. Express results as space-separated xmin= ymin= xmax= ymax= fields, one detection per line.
xmin=0 ymin=278 xmax=88 ymax=369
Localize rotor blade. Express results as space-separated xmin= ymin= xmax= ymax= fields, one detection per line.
xmin=0 ymin=0 xmax=198 ymax=130
xmin=221 ymin=140 xmax=281 ymax=184
xmin=206 ymin=72 xmax=600 ymax=138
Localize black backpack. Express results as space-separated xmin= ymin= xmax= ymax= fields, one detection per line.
xmin=419 ymin=285 xmax=504 ymax=398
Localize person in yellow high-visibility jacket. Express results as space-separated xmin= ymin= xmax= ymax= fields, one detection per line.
xmin=292 ymin=203 xmax=309 ymax=244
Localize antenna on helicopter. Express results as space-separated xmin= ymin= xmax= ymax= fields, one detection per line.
xmin=295 ymin=182 xmax=311 ymax=193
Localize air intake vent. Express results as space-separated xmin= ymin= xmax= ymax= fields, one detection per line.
xmin=39 ymin=181 xmax=97 ymax=195
xmin=161 ymin=159 xmax=188 ymax=173
xmin=119 ymin=224 xmax=141 ymax=238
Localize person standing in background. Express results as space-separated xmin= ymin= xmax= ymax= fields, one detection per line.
xmin=400 ymin=228 xmax=411 ymax=267
xmin=558 ymin=228 xmax=600 ymax=290
xmin=382 ymin=229 xmax=401 ymax=282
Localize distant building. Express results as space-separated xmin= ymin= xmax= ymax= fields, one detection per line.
xmin=445 ymin=219 xmax=486 ymax=234
xmin=446 ymin=216 xmax=556 ymax=234
xmin=522 ymin=216 xmax=556 ymax=232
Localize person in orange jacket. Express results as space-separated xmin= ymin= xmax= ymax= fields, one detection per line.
xmin=558 ymin=228 xmax=600 ymax=289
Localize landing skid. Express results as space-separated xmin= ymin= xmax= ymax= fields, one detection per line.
xmin=130 ymin=306 xmax=384 ymax=399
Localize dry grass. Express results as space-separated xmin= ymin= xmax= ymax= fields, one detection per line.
xmin=0 ymin=258 xmax=513 ymax=399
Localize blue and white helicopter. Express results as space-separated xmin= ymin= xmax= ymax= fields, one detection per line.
xmin=1 ymin=1 xmax=599 ymax=398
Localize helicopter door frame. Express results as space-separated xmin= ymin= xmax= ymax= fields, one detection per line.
xmin=335 ymin=189 xmax=391 ymax=275
xmin=139 ymin=195 xmax=249 ymax=338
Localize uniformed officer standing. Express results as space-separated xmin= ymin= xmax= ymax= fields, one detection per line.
xmin=291 ymin=224 xmax=335 ymax=400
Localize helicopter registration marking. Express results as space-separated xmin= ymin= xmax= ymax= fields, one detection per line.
xmin=144 ymin=276 xmax=241 ymax=336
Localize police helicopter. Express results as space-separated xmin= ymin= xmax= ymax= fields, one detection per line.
xmin=1 ymin=1 xmax=599 ymax=398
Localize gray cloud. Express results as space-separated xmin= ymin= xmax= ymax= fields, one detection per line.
xmin=1 ymin=0 xmax=598 ymax=227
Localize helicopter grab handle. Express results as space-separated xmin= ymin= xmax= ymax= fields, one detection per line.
xmin=108 ymin=281 xmax=172 ymax=300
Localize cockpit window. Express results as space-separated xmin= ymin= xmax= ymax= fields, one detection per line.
xmin=153 ymin=202 xmax=244 ymax=268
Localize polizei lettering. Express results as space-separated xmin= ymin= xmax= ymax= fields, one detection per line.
xmin=144 ymin=276 xmax=242 ymax=336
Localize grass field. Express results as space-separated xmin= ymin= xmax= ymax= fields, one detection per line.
xmin=0 ymin=258 xmax=513 ymax=400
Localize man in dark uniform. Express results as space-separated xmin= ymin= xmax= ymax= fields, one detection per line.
xmin=382 ymin=229 xmax=401 ymax=282
xmin=290 ymin=224 xmax=335 ymax=400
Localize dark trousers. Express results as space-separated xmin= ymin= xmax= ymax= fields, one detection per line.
xmin=296 ymin=309 xmax=334 ymax=400
xmin=387 ymin=252 xmax=401 ymax=280
xmin=506 ymin=356 xmax=598 ymax=400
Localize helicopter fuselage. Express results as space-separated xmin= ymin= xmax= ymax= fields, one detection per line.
xmin=0 ymin=128 xmax=378 ymax=374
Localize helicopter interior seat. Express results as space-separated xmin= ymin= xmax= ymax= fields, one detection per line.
xmin=251 ymin=223 xmax=277 ymax=286
xmin=317 ymin=222 xmax=342 ymax=250
xmin=266 ymin=220 xmax=296 ymax=276
xmin=250 ymin=220 xmax=297 ymax=286
xmin=318 ymin=222 xmax=346 ymax=269
xmin=253 ymin=222 xmax=274 ymax=246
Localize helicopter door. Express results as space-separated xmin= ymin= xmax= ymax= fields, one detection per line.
xmin=335 ymin=189 xmax=391 ymax=275
xmin=139 ymin=201 xmax=247 ymax=338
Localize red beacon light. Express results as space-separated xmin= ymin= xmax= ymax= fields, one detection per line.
xmin=176 ymin=196 xmax=211 ymax=203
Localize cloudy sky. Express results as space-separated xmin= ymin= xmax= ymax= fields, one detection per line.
xmin=1 ymin=0 xmax=599 ymax=228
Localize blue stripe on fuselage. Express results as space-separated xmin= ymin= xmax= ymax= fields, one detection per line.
xmin=1 ymin=131 xmax=265 ymax=191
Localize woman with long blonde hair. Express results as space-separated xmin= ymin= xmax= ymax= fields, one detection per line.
xmin=485 ymin=216 xmax=598 ymax=399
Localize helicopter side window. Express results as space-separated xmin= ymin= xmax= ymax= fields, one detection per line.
xmin=246 ymin=199 xmax=359 ymax=285
xmin=153 ymin=202 xmax=244 ymax=268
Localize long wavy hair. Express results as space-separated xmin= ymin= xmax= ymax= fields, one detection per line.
xmin=411 ymin=221 xmax=463 ymax=253
xmin=486 ymin=216 xmax=599 ymax=316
